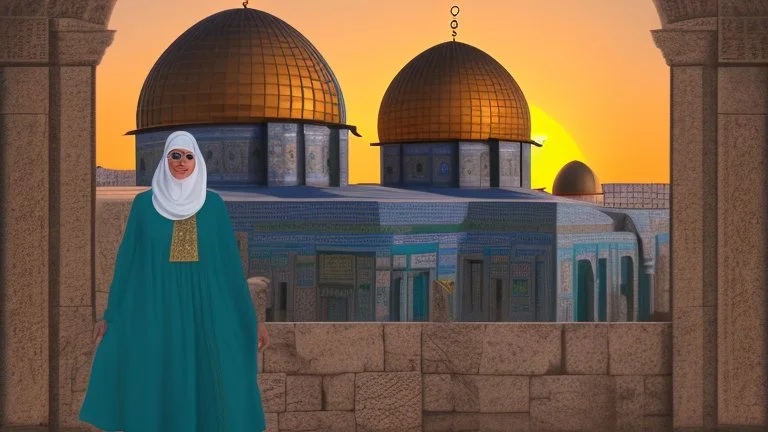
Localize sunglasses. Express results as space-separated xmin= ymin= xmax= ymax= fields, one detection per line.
xmin=168 ymin=151 xmax=194 ymax=161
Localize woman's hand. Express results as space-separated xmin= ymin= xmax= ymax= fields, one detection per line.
xmin=257 ymin=322 xmax=270 ymax=352
xmin=93 ymin=319 xmax=107 ymax=346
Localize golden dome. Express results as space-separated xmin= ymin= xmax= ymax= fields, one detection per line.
xmin=552 ymin=161 xmax=603 ymax=195
xmin=377 ymin=41 xmax=531 ymax=144
xmin=134 ymin=8 xmax=346 ymax=132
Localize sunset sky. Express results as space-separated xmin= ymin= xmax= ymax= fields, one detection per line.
xmin=96 ymin=0 xmax=668 ymax=190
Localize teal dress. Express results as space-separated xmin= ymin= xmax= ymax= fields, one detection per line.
xmin=79 ymin=190 xmax=266 ymax=432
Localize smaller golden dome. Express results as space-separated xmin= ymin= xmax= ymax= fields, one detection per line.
xmin=378 ymin=41 xmax=530 ymax=144
xmin=552 ymin=161 xmax=603 ymax=195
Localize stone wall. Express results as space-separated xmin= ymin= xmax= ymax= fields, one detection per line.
xmin=602 ymin=184 xmax=669 ymax=209
xmin=95 ymin=166 xmax=135 ymax=186
xmin=257 ymin=322 xmax=672 ymax=432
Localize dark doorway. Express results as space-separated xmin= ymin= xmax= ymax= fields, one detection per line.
xmin=576 ymin=260 xmax=595 ymax=322
xmin=328 ymin=129 xmax=340 ymax=186
xmin=489 ymin=140 xmax=500 ymax=187
xmin=462 ymin=258 xmax=485 ymax=321
xmin=621 ymin=256 xmax=635 ymax=321
xmin=598 ymin=258 xmax=608 ymax=321
xmin=412 ymin=272 xmax=429 ymax=321
xmin=639 ymin=272 xmax=650 ymax=321
xmin=390 ymin=275 xmax=402 ymax=321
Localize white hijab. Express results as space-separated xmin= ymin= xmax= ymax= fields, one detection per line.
xmin=151 ymin=131 xmax=207 ymax=220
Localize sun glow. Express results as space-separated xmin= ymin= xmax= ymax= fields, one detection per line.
xmin=529 ymin=104 xmax=587 ymax=191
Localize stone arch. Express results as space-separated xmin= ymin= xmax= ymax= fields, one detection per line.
xmin=0 ymin=1 xmax=767 ymax=430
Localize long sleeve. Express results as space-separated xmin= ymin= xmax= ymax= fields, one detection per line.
xmin=102 ymin=197 xmax=142 ymax=323
xmin=214 ymin=194 xmax=259 ymax=328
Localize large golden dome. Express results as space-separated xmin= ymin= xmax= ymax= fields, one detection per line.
xmin=377 ymin=41 xmax=531 ymax=144
xmin=134 ymin=7 xmax=346 ymax=132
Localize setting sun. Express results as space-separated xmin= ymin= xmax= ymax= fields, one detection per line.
xmin=529 ymin=104 xmax=587 ymax=191
xmin=95 ymin=0 xmax=668 ymax=186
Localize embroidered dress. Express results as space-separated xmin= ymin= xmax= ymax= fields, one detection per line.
xmin=79 ymin=190 xmax=266 ymax=432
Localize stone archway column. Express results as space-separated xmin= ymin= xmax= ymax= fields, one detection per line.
xmin=0 ymin=12 xmax=114 ymax=430
xmin=653 ymin=1 xmax=768 ymax=428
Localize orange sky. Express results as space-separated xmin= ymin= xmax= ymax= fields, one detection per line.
xmin=96 ymin=0 xmax=669 ymax=189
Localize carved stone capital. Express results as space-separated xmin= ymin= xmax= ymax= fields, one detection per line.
xmin=652 ymin=29 xmax=718 ymax=66
xmin=50 ymin=18 xmax=115 ymax=66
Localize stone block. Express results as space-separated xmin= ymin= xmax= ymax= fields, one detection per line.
xmin=323 ymin=373 xmax=355 ymax=411
xmin=643 ymin=415 xmax=673 ymax=432
xmin=422 ymin=412 xmax=531 ymax=432
xmin=355 ymin=372 xmax=421 ymax=432
xmin=644 ymin=376 xmax=672 ymax=416
xmin=422 ymin=323 xmax=483 ymax=374
xmin=278 ymin=411 xmax=356 ymax=432
xmin=718 ymin=67 xmax=768 ymax=114
xmin=294 ymin=323 xmax=384 ymax=374
xmin=264 ymin=413 xmax=278 ymax=432
xmin=0 ymin=67 xmax=48 ymax=114
xmin=423 ymin=374 xmax=452 ymax=412
xmin=564 ymin=324 xmax=608 ymax=375
xmin=263 ymin=324 xmax=308 ymax=373
xmin=615 ymin=376 xmax=644 ymax=432
xmin=257 ymin=373 xmax=286 ymax=413
xmin=384 ymin=323 xmax=421 ymax=372
xmin=453 ymin=375 xmax=529 ymax=413
xmin=480 ymin=324 xmax=561 ymax=375
xmin=530 ymin=376 xmax=615 ymax=432
xmin=286 ymin=375 xmax=321 ymax=411
xmin=609 ymin=324 xmax=671 ymax=375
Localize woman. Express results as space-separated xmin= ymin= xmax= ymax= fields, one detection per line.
xmin=80 ymin=131 xmax=269 ymax=431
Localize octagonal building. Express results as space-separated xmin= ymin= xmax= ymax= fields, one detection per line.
xmin=130 ymin=7 xmax=358 ymax=187
xmin=375 ymin=41 xmax=538 ymax=188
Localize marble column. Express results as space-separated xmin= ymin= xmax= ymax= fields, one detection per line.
xmin=0 ymin=4 xmax=116 ymax=429
xmin=653 ymin=0 xmax=768 ymax=428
